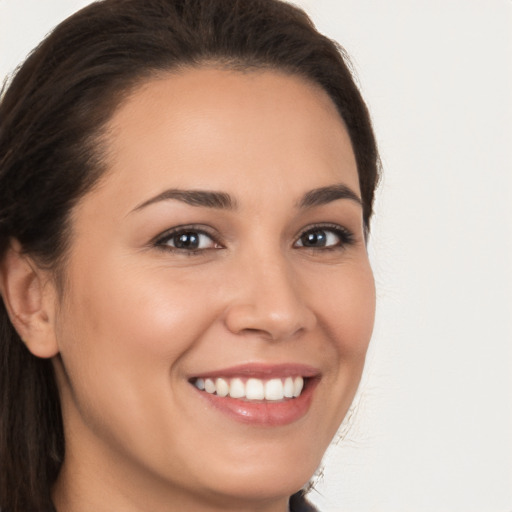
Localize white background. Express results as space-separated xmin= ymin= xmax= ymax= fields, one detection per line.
xmin=1 ymin=1 xmax=511 ymax=511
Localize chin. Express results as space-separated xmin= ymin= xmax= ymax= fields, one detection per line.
xmin=186 ymin=435 xmax=323 ymax=504
xmin=202 ymin=465 xmax=314 ymax=506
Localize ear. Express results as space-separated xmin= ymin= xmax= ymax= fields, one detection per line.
xmin=0 ymin=240 xmax=59 ymax=358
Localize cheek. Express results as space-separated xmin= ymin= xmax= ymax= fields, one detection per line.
xmin=312 ymin=261 xmax=375 ymax=415
xmin=292 ymin=261 xmax=375 ymax=453
xmin=55 ymin=259 xmax=224 ymax=404
xmin=67 ymin=273 xmax=215 ymax=365
xmin=54 ymin=260 xmax=227 ymax=459
xmin=315 ymin=262 xmax=376 ymax=358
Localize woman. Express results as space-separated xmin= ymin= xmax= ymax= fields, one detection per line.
xmin=0 ymin=0 xmax=379 ymax=511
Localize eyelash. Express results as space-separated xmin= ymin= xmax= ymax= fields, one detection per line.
xmin=294 ymin=223 xmax=355 ymax=251
xmin=154 ymin=223 xmax=355 ymax=255
xmin=154 ymin=225 xmax=221 ymax=255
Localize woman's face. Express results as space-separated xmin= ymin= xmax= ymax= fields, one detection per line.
xmin=51 ymin=68 xmax=375 ymax=509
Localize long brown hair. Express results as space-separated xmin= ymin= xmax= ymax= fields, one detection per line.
xmin=0 ymin=1 xmax=379 ymax=510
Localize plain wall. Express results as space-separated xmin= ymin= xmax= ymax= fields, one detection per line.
xmin=1 ymin=1 xmax=511 ymax=511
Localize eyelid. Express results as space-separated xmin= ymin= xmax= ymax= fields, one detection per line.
xmin=293 ymin=223 xmax=355 ymax=249
xmin=151 ymin=222 xmax=355 ymax=254
xmin=153 ymin=224 xmax=223 ymax=251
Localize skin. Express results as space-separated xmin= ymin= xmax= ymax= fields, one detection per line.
xmin=36 ymin=68 xmax=375 ymax=512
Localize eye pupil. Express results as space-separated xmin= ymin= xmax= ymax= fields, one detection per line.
xmin=301 ymin=230 xmax=327 ymax=247
xmin=174 ymin=232 xmax=199 ymax=249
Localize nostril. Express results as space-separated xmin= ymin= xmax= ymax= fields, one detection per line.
xmin=223 ymin=277 xmax=317 ymax=340
xmin=240 ymin=327 xmax=276 ymax=338
xmin=230 ymin=322 xmax=307 ymax=342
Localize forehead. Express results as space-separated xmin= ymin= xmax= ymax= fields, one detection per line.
xmin=92 ymin=67 xmax=359 ymax=213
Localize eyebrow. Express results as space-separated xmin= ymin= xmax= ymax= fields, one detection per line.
xmin=132 ymin=189 xmax=237 ymax=212
xmin=131 ymin=182 xmax=361 ymax=214
xmin=297 ymin=184 xmax=362 ymax=209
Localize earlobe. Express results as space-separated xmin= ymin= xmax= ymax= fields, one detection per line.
xmin=0 ymin=240 xmax=59 ymax=358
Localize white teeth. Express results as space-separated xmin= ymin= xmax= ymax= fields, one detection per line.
xmin=265 ymin=378 xmax=284 ymax=400
xmin=194 ymin=376 xmax=306 ymax=401
xmin=283 ymin=377 xmax=294 ymax=398
xmin=215 ymin=378 xmax=229 ymax=397
xmin=204 ymin=378 xmax=216 ymax=394
xmin=293 ymin=377 xmax=304 ymax=398
xmin=246 ymin=378 xmax=265 ymax=400
xmin=229 ymin=378 xmax=245 ymax=398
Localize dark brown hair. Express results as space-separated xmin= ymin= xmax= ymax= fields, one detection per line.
xmin=0 ymin=0 xmax=379 ymax=510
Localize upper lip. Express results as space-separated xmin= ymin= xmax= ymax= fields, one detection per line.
xmin=190 ymin=363 xmax=321 ymax=380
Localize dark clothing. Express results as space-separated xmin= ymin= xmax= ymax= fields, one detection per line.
xmin=289 ymin=491 xmax=318 ymax=512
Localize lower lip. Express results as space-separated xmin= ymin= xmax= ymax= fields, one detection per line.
xmin=193 ymin=379 xmax=318 ymax=426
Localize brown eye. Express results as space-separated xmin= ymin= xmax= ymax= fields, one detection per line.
xmin=294 ymin=226 xmax=354 ymax=249
xmin=157 ymin=229 xmax=219 ymax=251
xmin=172 ymin=232 xmax=201 ymax=249
xmin=299 ymin=230 xmax=328 ymax=247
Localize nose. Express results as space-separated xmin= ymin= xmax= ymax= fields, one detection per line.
xmin=223 ymin=255 xmax=317 ymax=342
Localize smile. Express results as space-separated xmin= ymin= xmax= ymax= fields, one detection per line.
xmin=193 ymin=376 xmax=305 ymax=401
xmin=189 ymin=364 xmax=320 ymax=426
